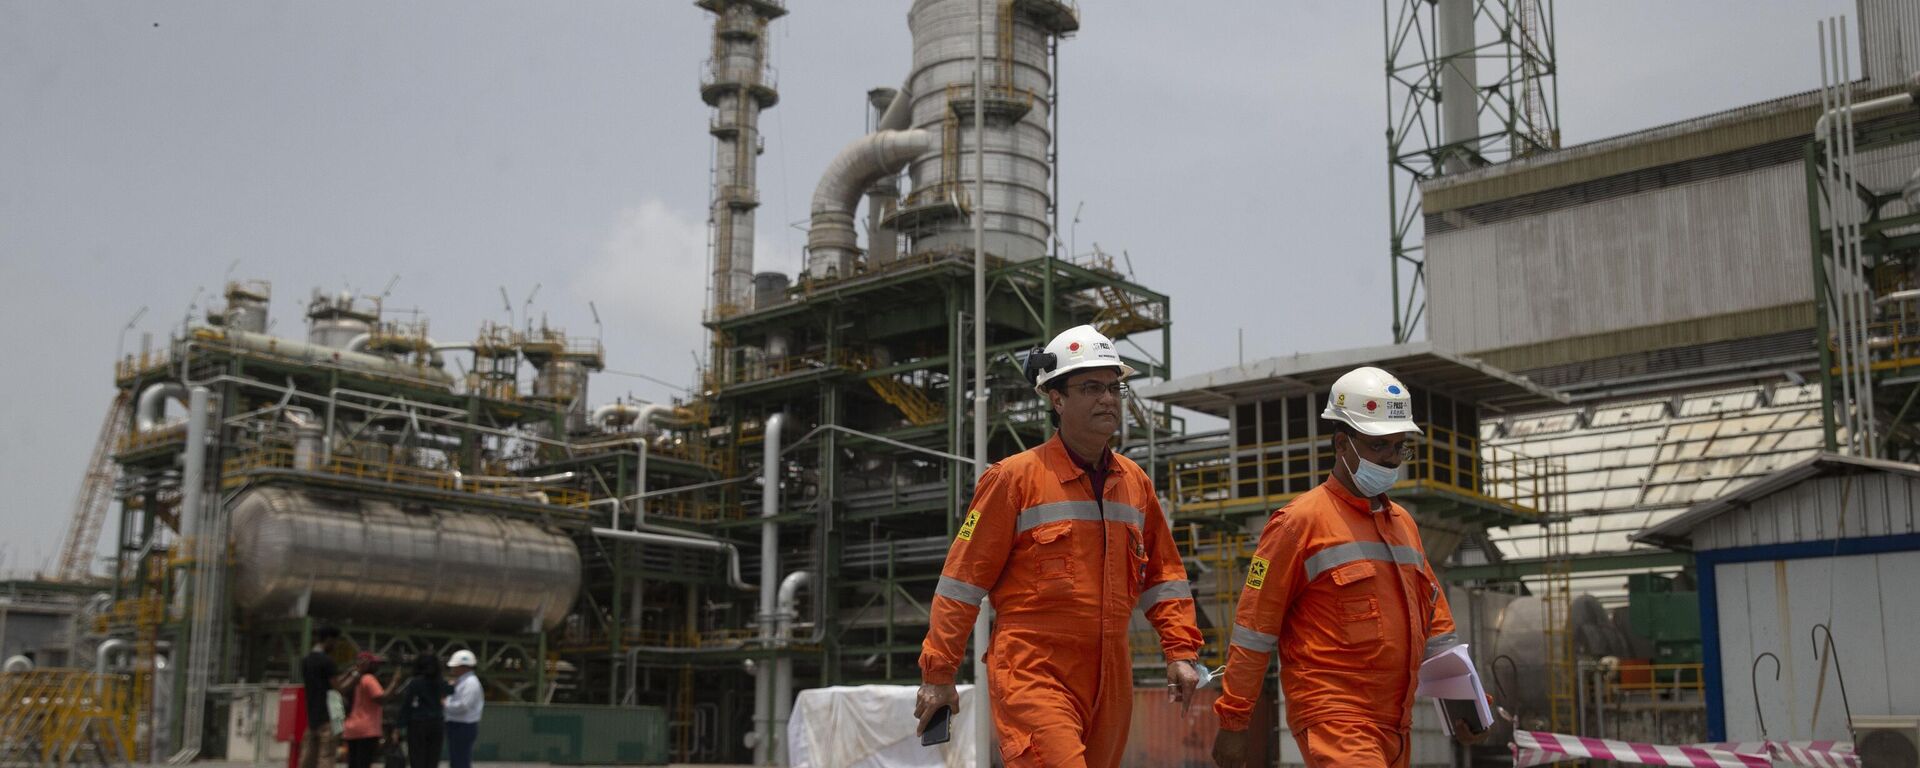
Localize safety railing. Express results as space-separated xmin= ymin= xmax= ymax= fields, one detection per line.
xmin=1604 ymin=662 xmax=1705 ymax=697
xmin=220 ymin=447 xmax=591 ymax=508
xmin=117 ymin=425 xmax=186 ymax=454
xmin=0 ymin=670 xmax=135 ymax=767
xmin=710 ymin=347 xmax=861 ymax=388
xmin=632 ymin=497 xmax=739 ymax=523
xmin=1168 ymin=425 xmax=1554 ymax=520
xmin=699 ymin=60 xmax=779 ymax=93
xmin=114 ymin=349 xmax=175 ymax=382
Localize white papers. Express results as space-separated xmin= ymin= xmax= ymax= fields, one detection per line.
xmin=1416 ymin=644 xmax=1492 ymax=735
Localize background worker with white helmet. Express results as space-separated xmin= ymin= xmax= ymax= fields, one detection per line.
xmin=443 ymin=649 xmax=483 ymax=768
xmin=915 ymin=325 xmax=1204 ymax=766
xmin=1211 ymin=367 xmax=1488 ymax=768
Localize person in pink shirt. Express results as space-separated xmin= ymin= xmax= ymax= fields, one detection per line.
xmin=342 ymin=652 xmax=388 ymax=768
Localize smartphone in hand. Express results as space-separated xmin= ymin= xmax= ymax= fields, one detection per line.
xmin=920 ymin=705 xmax=952 ymax=746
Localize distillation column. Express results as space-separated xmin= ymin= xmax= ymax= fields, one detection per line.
xmin=699 ymin=0 xmax=785 ymax=318
xmin=899 ymin=0 xmax=1078 ymax=262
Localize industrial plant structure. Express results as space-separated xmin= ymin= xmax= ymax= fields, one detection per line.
xmin=11 ymin=0 xmax=1920 ymax=766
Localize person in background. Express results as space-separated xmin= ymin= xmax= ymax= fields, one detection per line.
xmin=342 ymin=652 xmax=387 ymax=768
xmin=298 ymin=626 xmax=353 ymax=768
xmin=380 ymin=658 xmax=410 ymax=768
xmin=399 ymin=653 xmax=445 ymax=768
xmin=442 ymin=650 xmax=484 ymax=768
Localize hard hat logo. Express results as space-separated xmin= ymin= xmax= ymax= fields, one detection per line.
xmin=1031 ymin=324 xmax=1137 ymax=394
xmin=1320 ymin=366 xmax=1423 ymax=437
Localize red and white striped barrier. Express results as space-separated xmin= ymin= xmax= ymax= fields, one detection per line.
xmin=1514 ymin=731 xmax=1770 ymax=767
xmin=1762 ymin=741 xmax=1856 ymax=768
xmin=1513 ymin=732 xmax=1857 ymax=767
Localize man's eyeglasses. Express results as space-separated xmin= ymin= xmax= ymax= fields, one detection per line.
xmin=1069 ymin=381 xmax=1131 ymax=399
xmin=1355 ymin=437 xmax=1417 ymax=462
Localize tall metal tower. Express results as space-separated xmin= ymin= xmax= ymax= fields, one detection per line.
xmin=1383 ymin=0 xmax=1559 ymax=342
xmin=699 ymin=0 xmax=785 ymax=324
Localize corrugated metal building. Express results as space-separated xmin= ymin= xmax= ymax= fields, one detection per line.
xmin=1635 ymin=454 xmax=1920 ymax=742
xmin=1404 ymin=0 xmax=1920 ymax=600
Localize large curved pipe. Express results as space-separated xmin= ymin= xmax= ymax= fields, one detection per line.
xmin=775 ymin=569 xmax=812 ymax=635
xmin=96 ymin=638 xmax=130 ymax=677
xmin=771 ymin=568 xmax=810 ymax=767
xmin=807 ymin=129 xmax=935 ymax=278
xmin=592 ymin=403 xmax=697 ymax=434
xmin=3 ymin=655 xmax=32 ymax=672
xmin=136 ymin=382 xmax=189 ymax=432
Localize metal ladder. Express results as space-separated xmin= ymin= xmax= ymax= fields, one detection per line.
xmin=58 ymin=391 xmax=131 ymax=582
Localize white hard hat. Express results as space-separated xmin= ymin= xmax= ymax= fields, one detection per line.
xmin=1031 ymin=325 xmax=1136 ymax=394
xmin=1320 ymin=366 xmax=1422 ymax=437
xmin=447 ymin=650 xmax=478 ymax=668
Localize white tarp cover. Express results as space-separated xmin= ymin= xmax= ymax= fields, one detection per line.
xmin=788 ymin=684 xmax=980 ymax=768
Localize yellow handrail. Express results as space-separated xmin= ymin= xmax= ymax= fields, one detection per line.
xmin=221 ymin=447 xmax=592 ymax=509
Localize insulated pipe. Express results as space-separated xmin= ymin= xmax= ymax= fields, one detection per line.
xmin=346 ymin=332 xmax=447 ymax=369
xmin=293 ymin=424 xmax=324 ymax=471
xmin=1812 ymin=72 xmax=1920 ymax=138
xmin=877 ymin=81 xmax=913 ymax=132
xmin=806 ymin=129 xmax=935 ymax=278
xmin=593 ymin=403 xmax=697 ymax=434
xmin=200 ymin=328 xmax=455 ymax=388
xmin=2 ymin=655 xmax=31 ymax=673
xmin=867 ymin=85 xmax=910 ymax=266
xmin=178 ymin=388 xmax=210 ymax=546
xmin=771 ymin=570 xmax=809 ymax=767
xmin=588 ymin=528 xmax=752 ymax=592
xmin=753 ymin=412 xmax=786 ymax=766
xmin=136 ymin=382 xmax=189 ymax=432
xmin=96 ymin=638 xmax=130 ymax=677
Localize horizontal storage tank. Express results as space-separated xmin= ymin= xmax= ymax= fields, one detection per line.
xmin=229 ymin=486 xmax=580 ymax=633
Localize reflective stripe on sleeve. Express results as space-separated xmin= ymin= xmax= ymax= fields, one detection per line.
xmin=934 ymin=575 xmax=988 ymax=606
xmin=1229 ymin=624 xmax=1278 ymax=653
xmin=1137 ymin=579 xmax=1191 ymax=609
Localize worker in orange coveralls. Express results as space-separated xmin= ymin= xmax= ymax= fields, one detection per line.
xmin=1212 ymin=367 xmax=1489 ymax=768
xmin=914 ymin=324 xmax=1206 ymax=767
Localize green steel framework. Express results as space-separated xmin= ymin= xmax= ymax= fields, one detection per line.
xmin=1806 ymin=106 xmax=1920 ymax=457
xmin=110 ymin=334 xmax=582 ymax=751
xmin=697 ymin=252 xmax=1172 ymax=684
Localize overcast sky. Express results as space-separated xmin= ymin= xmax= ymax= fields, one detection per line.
xmin=0 ymin=1 xmax=1854 ymax=576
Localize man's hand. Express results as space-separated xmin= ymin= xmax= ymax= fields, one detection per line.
xmin=1166 ymin=660 xmax=1200 ymax=712
xmin=1450 ymin=694 xmax=1498 ymax=746
xmin=1212 ymin=728 xmax=1248 ymax=768
xmin=1451 ymin=719 xmax=1491 ymax=746
xmin=913 ymin=683 xmax=959 ymax=735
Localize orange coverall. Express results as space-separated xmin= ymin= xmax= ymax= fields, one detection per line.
xmin=921 ymin=436 xmax=1204 ymax=767
xmin=1213 ymin=478 xmax=1459 ymax=768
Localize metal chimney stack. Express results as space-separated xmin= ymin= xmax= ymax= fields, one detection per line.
xmin=699 ymin=0 xmax=785 ymax=319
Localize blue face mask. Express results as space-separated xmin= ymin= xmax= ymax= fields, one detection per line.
xmin=1341 ymin=440 xmax=1400 ymax=500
